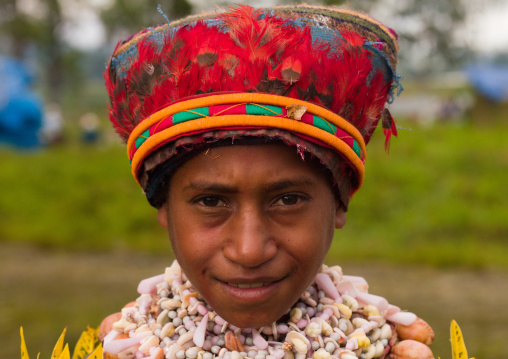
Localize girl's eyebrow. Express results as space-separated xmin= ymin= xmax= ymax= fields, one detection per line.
xmin=184 ymin=182 xmax=238 ymax=193
xmin=184 ymin=177 xmax=315 ymax=193
xmin=261 ymin=177 xmax=315 ymax=192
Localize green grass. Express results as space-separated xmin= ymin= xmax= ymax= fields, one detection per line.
xmin=330 ymin=122 xmax=508 ymax=268
xmin=0 ymin=141 xmax=171 ymax=253
xmin=1 ymin=121 xmax=507 ymax=268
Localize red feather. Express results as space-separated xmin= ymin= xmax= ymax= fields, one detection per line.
xmin=104 ymin=4 xmax=399 ymax=146
xmin=381 ymin=108 xmax=397 ymax=152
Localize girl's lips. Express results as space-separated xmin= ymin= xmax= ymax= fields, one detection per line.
xmin=227 ymin=282 xmax=271 ymax=288
xmin=219 ymin=278 xmax=285 ymax=301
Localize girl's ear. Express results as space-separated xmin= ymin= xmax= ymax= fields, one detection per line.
xmin=335 ymin=207 xmax=347 ymax=229
xmin=157 ymin=204 xmax=169 ymax=228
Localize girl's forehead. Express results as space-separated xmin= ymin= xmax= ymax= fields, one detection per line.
xmin=172 ymin=144 xmax=333 ymax=187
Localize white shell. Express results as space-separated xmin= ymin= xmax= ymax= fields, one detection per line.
xmin=139 ymin=335 xmax=160 ymax=355
xmin=291 ymin=338 xmax=308 ymax=354
xmin=363 ymin=305 xmax=380 ymax=317
xmin=312 ymin=348 xmax=331 ymax=359
xmin=380 ymin=324 xmax=392 ymax=340
xmin=305 ymin=322 xmax=321 ymax=337
xmin=290 ymin=308 xmax=303 ymax=323
xmin=341 ymin=295 xmax=358 ymax=311
xmin=335 ymin=304 xmax=352 ymax=319
xmin=160 ymin=323 xmax=174 ymax=338
xmin=374 ymin=341 xmax=385 ymax=358
xmin=177 ymin=331 xmax=195 ymax=346
xmin=364 ymin=345 xmax=376 ymax=359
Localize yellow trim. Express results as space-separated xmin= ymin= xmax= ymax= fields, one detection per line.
xmin=130 ymin=114 xmax=365 ymax=191
xmin=127 ymin=93 xmax=366 ymax=160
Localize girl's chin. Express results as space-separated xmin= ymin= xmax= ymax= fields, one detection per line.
xmin=218 ymin=312 xmax=283 ymax=329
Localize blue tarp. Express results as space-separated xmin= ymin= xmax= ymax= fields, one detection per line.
xmin=0 ymin=56 xmax=43 ymax=148
xmin=465 ymin=64 xmax=508 ymax=103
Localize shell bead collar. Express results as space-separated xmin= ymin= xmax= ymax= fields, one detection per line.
xmin=102 ymin=261 xmax=434 ymax=359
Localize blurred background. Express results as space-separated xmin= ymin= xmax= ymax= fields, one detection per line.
xmin=1 ymin=0 xmax=507 ymax=358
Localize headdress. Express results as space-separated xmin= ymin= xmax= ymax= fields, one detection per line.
xmin=104 ymin=5 xmax=401 ymax=207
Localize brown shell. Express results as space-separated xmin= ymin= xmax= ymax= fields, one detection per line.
xmin=396 ymin=318 xmax=434 ymax=346
xmin=149 ymin=295 xmax=162 ymax=317
xmin=98 ymin=312 xmax=122 ymax=342
xmin=389 ymin=340 xmax=434 ymax=359
xmin=225 ymin=331 xmax=245 ymax=352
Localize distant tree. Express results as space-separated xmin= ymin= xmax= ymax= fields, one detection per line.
xmin=100 ymin=0 xmax=193 ymax=42
xmin=0 ymin=0 xmax=72 ymax=102
xmin=0 ymin=0 xmax=45 ymax=58
xmin=308 ymin=0 xmax=492 ymax=75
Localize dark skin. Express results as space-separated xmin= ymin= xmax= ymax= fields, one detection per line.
xmin=98 ymin=145 xmax=435 ymax=357
xmin=157 ymin=144 xmax=347 ymax=328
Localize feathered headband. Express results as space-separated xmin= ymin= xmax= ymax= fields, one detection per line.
xmin=104 ymin=5 xmax=401 ymax=207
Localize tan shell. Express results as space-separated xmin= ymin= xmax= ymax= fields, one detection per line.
xmin=363 ymin=304 xmax=380 ymax=317
xmin=363 ymin=344 xmax=376 ymax=359
xmin=164 ymin=262 xmax=182 ymax=284
xmin=380 ymin=323 xmax=393 ymax=340
xmin=117 ymin=346 xmax=138 ymax=359
xmin=149 ymin=296 xmax=162 ymax=317
xmin=282 ymin=341 xmax=294 ymax=352
xmin=156 ymin=309 xmax=170 ymax=325
xmin=349 ymin=329 xmax=370 ymax=349
xmin=160 ymin=322 xmax=175 ymax=338
xmin=286 ymin=104 xmax=308 ymax=121
xmin=317 ymin=318 xmax=333 ymax=336
xmin=139 ymin=335 xmax=160 ymax=355
xmin=327 ymin=266 xmax=343 ymax=284
xmin=322 ymin=304 xmax=340 ymax=318
xmin=99 ymin=312 xmax=122 ymax=342
xmin=374 ymin=341 xmax=385 ymax=358
xmin=286 ymin=330 xmax=310 ymax=347
xmin=341 ymin=295 xmax=358 ymax=311
xmin=182 ymin=291 xmax=199 ymax=308
xmin=290 ymin=308 xmax=303 ymax=323
xmin=312 ymin=348 xmax=331 ymax=359
xmin=396 ymin=317 xmax=434 ymax=346
xmin=291 ymin=338 xmax=308 ymax=354
xmin=225 ymin=331 xmax=245 ymax=352
xmin=152 ymin=347 xmax=165 ymax=359
xmin=166 ymin=344 xmax=185 ymax=359
xmin=389 ymin=340 xmax=434 ymax=359
xmin=283 ymin=350 xmax=295 ymax=359
xmin=334 ymin=303 xmax=352 ymax=319
xmin=163 ymin=299 xmax=183 ymax=310
xmin=305 ymin=321 xmax=321 ymax=337
xmin=319 ymin=297 xmax=335 ymax=304
xmin=177 ymin=331 xmax=195 ymax=346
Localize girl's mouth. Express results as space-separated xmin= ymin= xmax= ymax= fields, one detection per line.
xmin=226 ymin=282 xmax=272 ymax=289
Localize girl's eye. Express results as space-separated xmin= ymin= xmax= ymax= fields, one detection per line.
xmin=197 ymin=196 xmax=225 ymax=207
xmin=274 ymin=194 xmax=305 ymax=206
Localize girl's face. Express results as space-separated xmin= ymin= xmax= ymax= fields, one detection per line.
xmin=158 ymin=144 xmax=346 ymax=328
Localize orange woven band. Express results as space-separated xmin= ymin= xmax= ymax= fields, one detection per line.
xmin=127 ymin=93 xmax=367 ymax=188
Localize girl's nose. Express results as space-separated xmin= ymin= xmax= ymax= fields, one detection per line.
xmin=223 ymin=206 xmax=277 ymax=268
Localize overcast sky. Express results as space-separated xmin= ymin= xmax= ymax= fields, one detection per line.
xmin=60 ymin=0 xmax=508 ymax=55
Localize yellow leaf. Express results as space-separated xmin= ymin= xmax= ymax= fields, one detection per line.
xmin=86 ymin=343 xmax=103 ymax=359
xmin=20 ymin=327 xmax=30 ymax=359
xmin=72 ymin=328 xmax=96 ymax=359
xmin=51 ymin=328 xmax=67 ymax=359
xmin=450 ymin=320 xmax=468 ymax=359
xmin=58 ymin=344 xmax=70 ymax=359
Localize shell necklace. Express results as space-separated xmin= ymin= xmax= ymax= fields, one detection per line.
xmin=103 ymin=260 xmax=418 ymax=359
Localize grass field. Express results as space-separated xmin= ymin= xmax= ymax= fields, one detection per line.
xmin=1 ymin=120 xmax=507 ymax=268
xmin=1 ymin=119 xmax=507 ymax=359
xmin=2 ymin=244 xmax=507 ymax=359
